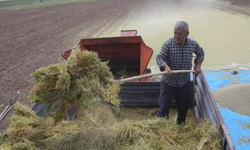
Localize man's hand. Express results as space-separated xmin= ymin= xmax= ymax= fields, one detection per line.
xmin=195 ymin=66 xmax=201 ymax=75
xmin=194 ymin=62 xmax=202 ymax=75
xmin=164 ymin=65 xmax=172 ymax=76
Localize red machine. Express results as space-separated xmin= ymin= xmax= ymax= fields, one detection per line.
xmin=62 ymin=30 xmax=153 ymax=80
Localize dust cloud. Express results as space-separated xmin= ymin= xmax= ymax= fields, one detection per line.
xmin=112 ymin=0 xmax=250 ymax=71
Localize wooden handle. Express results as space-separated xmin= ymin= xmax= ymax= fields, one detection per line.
xmin=115 ymin=70 xmax=195 ymax=83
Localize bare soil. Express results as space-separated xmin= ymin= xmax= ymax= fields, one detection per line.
xmin=0 ymin=0 xmax=139 ymax=132
xmin=0 ymin=0 xmax=250 ymax=132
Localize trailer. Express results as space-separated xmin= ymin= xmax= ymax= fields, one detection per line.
xmin=32 ymin=30 xmax=235 ymax=150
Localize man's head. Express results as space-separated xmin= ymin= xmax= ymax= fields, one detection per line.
xmin=174 ymin=21 xmax=189 ymax=45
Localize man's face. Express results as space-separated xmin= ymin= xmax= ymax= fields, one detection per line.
xmin=174 ymin=28 xmax=189 ymax=45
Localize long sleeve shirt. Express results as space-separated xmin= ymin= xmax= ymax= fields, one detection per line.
xmin=156 ymin=37 xmax=204 ymax=87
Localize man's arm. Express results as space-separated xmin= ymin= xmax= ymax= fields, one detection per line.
xmin=194 ymin=42 xmax=204 ymax=74
xmin=194 ymin=61 xmax=202 ymax=75
xmin=156 ymin=41 xmax=172 ymax=75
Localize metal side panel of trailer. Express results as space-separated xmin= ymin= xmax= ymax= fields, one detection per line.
xmin=194 ymin=72 xmax=235 ymax=150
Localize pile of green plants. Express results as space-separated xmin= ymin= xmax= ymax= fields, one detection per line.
xmin=0 ymin=46 xmax=222 ymax=150
xmin=28 ymin=46 xmax=120 ymax=123
xmin=0 ymin=104 xmax=221 ymax=150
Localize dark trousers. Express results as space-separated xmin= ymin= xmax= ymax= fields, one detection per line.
xmin=157 ymin=81 xmax=190 ymax=124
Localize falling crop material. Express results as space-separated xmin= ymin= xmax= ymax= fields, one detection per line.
xmin=28 ymin=46 xmax=120 ymax=122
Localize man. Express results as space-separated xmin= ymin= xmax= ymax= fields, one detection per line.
xmin=156 ymin=21 xmax=204 ymax=124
